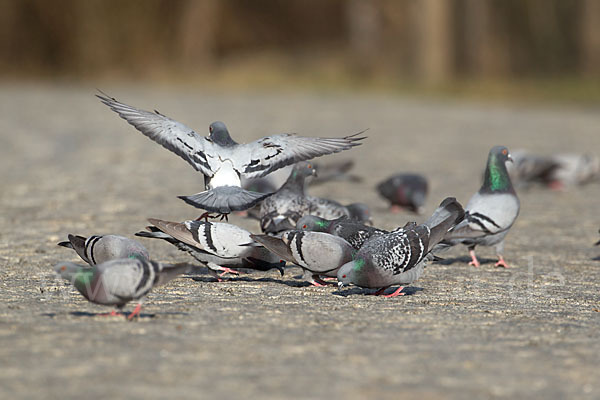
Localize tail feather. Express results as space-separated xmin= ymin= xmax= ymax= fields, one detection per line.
xmin=147 ymin=218 xmax=201 ymax=250
xmin=250 ymin=234 xmax=295 ymax=264
xmin=179 ymin=187 xmax=272 ymax=213
xmin=155 ymin=262 xmax=191 ymax=286
xmin=424 ymin=197 xmax=465 ymax=248
xmin=63 ymin=234 xmax=90 ymax=264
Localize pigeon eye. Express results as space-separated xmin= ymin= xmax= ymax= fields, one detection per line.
xmin=60 ymin=266 xmax=66 ymax=271
xmin=209 ymin=126 xmax=213 ymax=133
xmin=502 ymin=149 xmax=508 ymax=155
xmin=342 ymin=274 xmax=347 ymax=278
xmin=308 ymin=164 xmax=312 ymax=169
xmin=302 ymin=225 xmax=307 ymax=229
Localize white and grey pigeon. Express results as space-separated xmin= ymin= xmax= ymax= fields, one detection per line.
xmin=438 ymin=146 xmax=520 ymax=268
xmin=58 ymin=234 xmax=149 ymax=265
xmin=546 ymin=153 xmax=600 ymax=189
xmin=135 ymin=218 xmax=285 ymax=280
xmin=97 ymin=93 xmax=366 ymax=214
xmin=296 ymin=215 xmax=387 ymax=250
xmin=337 ymin=197 xmax=464 ymax=297
xmin=54 ymin=258 xmax=189 ymax=320
xmin=259 ymin=162 xmax=352 ymax=234
xmin=251 ymin=231 xmax=355 ymax=286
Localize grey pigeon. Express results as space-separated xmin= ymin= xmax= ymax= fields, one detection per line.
xmin=344 ymin=202 xmax=373 ymax=225
xmin=58 ymin=234 xmax=149 ymax=265
xmin=506 ymin=149 xmax=559 ymax=188
xmin=296 ymin=215 xmax=386 ymax=250
xmin=136 ymin=218 xmax=285 ymax=279
xmin=439 ymin=146 xmax=520 ymax=268
xmin=337 ymin=197 xmax=464 ymax=297
xmin=376 ymin=173 xmax=428 ymax=214
xmin=54 ymin=258 xmax=189 ymax=319
xmin=97 ymin=93 xmax=366 ymax=214
xmin=251 ymin=231 xmax=354 ymax=286
xmin=259 ymin=162 xmax=351 ymax=234
xmin=546 ymin=153 xmax=600 ymax=189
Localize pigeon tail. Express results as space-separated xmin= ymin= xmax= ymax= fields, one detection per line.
xmin=65 ymin=234 xmax=90 ymax=264
xmin=250 ymin=234 xmax=295 ymax=264
xmin=179 ymin=187 xmax=273 ymax=213
xmin=154 ymin=263 xmax=191 ymax=286
xmin=424 ymin=197 xmax=465 ymax=248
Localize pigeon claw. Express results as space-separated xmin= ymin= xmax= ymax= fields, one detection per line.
xmin=383 ymin=286 xmax=405 ymax=298
xmin=218 ymin=267 xmax=240 ymax=277
xmin=495 ymin=256 xmax=511 ymax=268
xmin=127 ymin=304 xmax=142 ymax=321
xmin=468 ymin=250 xmax=480 ymax=268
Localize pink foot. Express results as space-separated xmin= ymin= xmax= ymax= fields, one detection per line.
xmin=310 ymin=276 xmax=333 ymax=287
xmin=495 ymin=256 xmax=511 ymax=268
xmin=218 ymin=267 xmax=240 ymax=277
xmin=390 ymin=205 xmax=402 ymax=214
xmin=548 ymin=181 xmax=564 ymax=191
xmin=127 ymin=304 xmax=142 ymax=321
xmin=383 ymin=286 xmax=405 ymax=298
xmin=99 ymin=310 xmax=123 ymax=317
xmin=322 ymin=277 xmax=338 ymax=282
xmin=468 ymin=250 xmax=480 ymax=268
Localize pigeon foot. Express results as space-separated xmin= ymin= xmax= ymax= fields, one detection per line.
xmin=468 ymin=250 xmax=480 ymax=267
xmin=218 ymin=267 xmax=240 ymax=277
xmin=383 ymin=286 xmax=405 ymax=298
xmin=495 ymin=256 xmax=511 ymax=268
xmin=127 ymin=304 xmax=142 ymax=321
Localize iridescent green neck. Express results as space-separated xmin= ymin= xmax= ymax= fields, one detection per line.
xmin=482 ymin=155 xmax=513 ymax=193
xmin=73 ymin=269 xmax=95 ymax=294
xmin=315 ymin=219 xmax=330 ymax=230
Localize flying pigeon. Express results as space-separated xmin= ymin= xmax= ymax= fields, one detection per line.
xmin=250 ymin=231 xmax=354 ymax=286
xmin=97 ymin=93 xmax=366 ymax=214
xmin=58 ymin=234 xmax=149 ymax=265
xmin=337 ymin=197 xmax=464 ymax=297
xmin=439 ymin=146 xmax=520 ymax=268
xmin=296 ymin=215 xmax=386 ymax=250
xmin=259 ymin=162 xmax=351 ymax=234
xmin=54 ymin=258 xmax=189 ymax=320
xmin=376 ymin=173 xmax=428 ymax=213
xmin=135 ymin=218 xmax=285 ymax=279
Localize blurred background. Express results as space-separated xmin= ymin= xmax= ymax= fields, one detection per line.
xmin=1 ymin=0 xmax=600 ymax=102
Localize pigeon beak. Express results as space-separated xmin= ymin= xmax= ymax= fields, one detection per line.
xmin=507 ymin=154 xmax=514 ymax=163
xmin=337 ymin=281 xmax=344 ymax=289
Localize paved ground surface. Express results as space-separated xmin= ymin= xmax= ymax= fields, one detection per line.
xmin=1 ymin=84 xmax=599 ymax=399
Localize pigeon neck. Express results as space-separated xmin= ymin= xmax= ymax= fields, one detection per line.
xmin=282 ymin=170 xmax=307 ymax=193
xmin=315 ymin=219 xmax=331 ymax=231
xmin=72 ymin=269 xmax=95 ymax=297
xmin=482 ymin=155 xmax=514 ymax=193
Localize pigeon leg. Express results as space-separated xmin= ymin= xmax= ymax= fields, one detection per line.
xmin=383 ymin=286 xmax=405 ymax=298
xmin=127 ymin=304 xmax=142 ymax=321
xmin=311 ymin=276 xmax=334 ymax=287
xmin=219 ymin=213 xmax=230 ymax=222
xmin=218 ymin=267 xmax=240 ymax=277
xmin=99 ymin=310 xmax=123 ymax=317
xmin=495 ymin=256 xmax=511 ymax=268
xmin=468 ymin=249 xmax=481 ymax=267
xmin=195 ymin=212 xmax=216 ymax=222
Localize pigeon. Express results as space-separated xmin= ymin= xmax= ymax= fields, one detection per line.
xmin=376 ymin=173 xmax=428 ymax=213
xmin=505 ymin=149 xmax=559 ymax=188
xmin=344 ymin=202 xmax=373 ymax=225
xmin=97 ymin=93 xmax=366 ymax=215
xmin=259 ymin=162 xmax=351 ymax=234
xmin=135 ymin=218 xmax=285 ymax=279
xmin=250 ymin=231 xmax=355 ymax=286
xmin=545 ymin=153 xmax=600 ymax=189
xmin=58 ymin=234 xmax=149 ymax=265
xmin=296 ymin=215 xmax=387 ymax=250
xmin=54 ymin=258 xmax=189 ymax=320
xmin=439 ymin=146 xmax=520 ymax=268
xmin=337 ymin=197 xmax=465 ymax=297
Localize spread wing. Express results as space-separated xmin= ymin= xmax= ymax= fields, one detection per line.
xmin=232 ymin=131 xmax=367 ymax=179
xmin=97 ymin=92 xmax=216 ymax=177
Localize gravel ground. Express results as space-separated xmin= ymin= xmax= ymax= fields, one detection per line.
xmin=1 ymin=84 xmax=599 ymax=399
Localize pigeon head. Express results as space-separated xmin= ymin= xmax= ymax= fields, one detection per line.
xmin=482 ymin=146 xmax=515 ymax=193
xmin=336 ymin=257 xmax=367 ymax=288
xmin=296 ymin=215 xmax=331 ymax=232
xmin=292 ymin=161 xmax=317 ymax=179
xmin=208 ymin=121 xmax=237 ymax=147
xmin=54 ymin=262 xmax=93 ymax=289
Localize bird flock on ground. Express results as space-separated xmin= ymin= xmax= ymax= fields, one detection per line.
xmin=52 ymin=92 xmax=600 ymax=320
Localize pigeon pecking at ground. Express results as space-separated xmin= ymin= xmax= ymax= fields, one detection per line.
xmin=136 ymin=218 xmax=285 ymax=280
xmin=376 ymin=173 xmax=428 ymax=214
xmin=437 ymin=146 xmax=520 ymax=268
xmin=54 ymin=258 xmax=189 ymax=320
xmin=97 ymin=92 xmax=366 ymax=216
xmin=251 ymin=231 xmax=355 ymax=286
xmin=296 ymin=215 xmax=387 ymax=250
xmin=259 ymin=162 xmax=354 ymax=234
xmin=337 ymin=197 xmax=464 ymax=297
xmin=58 ymin=234 xmax=149 ymax=265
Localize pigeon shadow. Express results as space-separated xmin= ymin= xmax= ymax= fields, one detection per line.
xmin=41 ymin=311 xmax=158 ymax=319
xmin=592 ymin=256 xmax=600 ymax=261
xmin=332 ymin=286 xmax=423 ymax=297
xmin=189 ymin=275 xmax=314 ymax=288
xmin=435 ymin=255 xmax=497 ymax=266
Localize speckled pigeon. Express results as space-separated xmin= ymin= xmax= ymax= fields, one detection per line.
xmin=58 ymin=234 xmax=149 ymax=265
xmin=97 ymin=93 xmax=366 ymax=214
xmin=376 ymin=173 xmax=428 ymax=214
xmin=136 ymin=218 xmax=285 ymax=279
xmin=54 ymin=258 xmax=189 ymax=319
xmin=337 ymin=197 xmax=464 ymax=297
xmin=251 ymin=231 xmax=354 ymax=286
xmin=439 ymin=146 xmax=520 ymax=268
xmin=259 ymin=162 xmax=351 ymax=234
xmin=296 ymin=215 xmax=386 ymax=250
